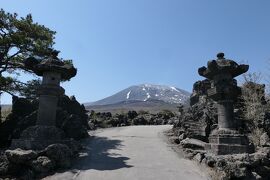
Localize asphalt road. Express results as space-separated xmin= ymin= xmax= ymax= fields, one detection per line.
xmin=44 ymin=125 xmax=209 ymax=180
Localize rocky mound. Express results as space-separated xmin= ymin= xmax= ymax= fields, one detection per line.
xmin=0 ymin=95 xmax=90 ymax=148
xmin=174 ymin=80 xmax=218 ymax=142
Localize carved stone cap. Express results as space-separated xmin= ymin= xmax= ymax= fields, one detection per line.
xmin=198 ymin=53 xmax=249 ymax=79
xmin=24 ymin=53 xmax=77 ymax=81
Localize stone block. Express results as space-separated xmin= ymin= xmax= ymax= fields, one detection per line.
xmin=209 ymin=134 xmax=249 ymax=145
xmin=205 ymin=143 xmax=253 ymax=155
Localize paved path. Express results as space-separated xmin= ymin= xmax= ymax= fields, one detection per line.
xmin=44 ymin=125 xmax=209 ymax=180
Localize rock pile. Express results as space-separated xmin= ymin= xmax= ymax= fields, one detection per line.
xmin=0 ymin=143 xmax=80 ymax=179
xmin=0 ymin=95 xmax=89 ymax=148
xmin=179 ymin=146 xmax=270 ymax=179
xmin=170 ymin=130 xmax=270 ymax=179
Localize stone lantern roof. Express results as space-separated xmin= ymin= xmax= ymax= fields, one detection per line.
xmin=24 ymin=51 xmax=77 ymax=81
xmin=198 ymin=53 xmax=249 ymax=79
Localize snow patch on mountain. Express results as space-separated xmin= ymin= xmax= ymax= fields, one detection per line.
xmin=144 ymin=92 xmax=151 ymax=101
xmin=171 ymin=86 xmax=180 ymax=92
xmin=126 ymin=91 xmax=131 ymax=99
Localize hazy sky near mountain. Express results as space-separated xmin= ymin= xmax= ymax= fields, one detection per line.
xmin=1 ymin=0 xmax=270 ymax=104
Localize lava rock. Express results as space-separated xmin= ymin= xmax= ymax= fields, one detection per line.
xmin=260 ymin=133 xmax=270 ymax=147
xmin=127 ymin=111 xmax=138 ymax=119
xmin=63 ymin=140 xmax=82 ymax=155
xmin=5 ymin=149 xmax=37 ymax=164
xmin=183 ymin=148 xmax=197 ymax=159
xmin=58 ymin=95 xmax=89 ymax=130
xmin=20 ymin=125 xmax=65 ymax=141
xmin=61 ymin=114 xmax=89 ymax=140
xmin=11 ymin=96 xmax=38 ymax=117
xmin=252 ymin=171 xmax=262 ymax=180
xmin=233 ymin=167 xmax=248 ymax=178
xmin=0 ymin=153 xmax=9 ymax=175
xmin=180 ymin=138 xmax=206 ymax=150
xmin=12 ymin=111 xmax=37 ymax=139
xmin=204 ymin=155 xmax=216 ymax=167
xmin=31 ymin=156 xmax=55 ymax=173
xmin=169 ymin=136 xmax=180 ymax=144
xmin=179 ymin=133 xmax=186 ymax=141
xmin=255 ymin=166 xmax=270 ymax=178
xmin=193 ymin=153 xmax=204 ymax=163
xmin=88 ymin=122 xmax=96 ymax=130
xmin=132 ymin=116 xmax=147 ymax=125
xmin=45 ymin=144 xmax=72 ymax=169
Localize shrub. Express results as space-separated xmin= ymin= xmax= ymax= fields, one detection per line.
xmin=241 ymin=73 xmax=269 ymax=146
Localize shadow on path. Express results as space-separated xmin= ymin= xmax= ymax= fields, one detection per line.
xmin=73 ymin=136 xmax=133 ymax=171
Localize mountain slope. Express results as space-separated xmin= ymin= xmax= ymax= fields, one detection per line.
xmin=85 ymin=84 xmax=190 ymax=114
xmin=89 ymin=84 xmax=190 ymax=106
xmin=86 ymin=99 xmax=181 ymax=114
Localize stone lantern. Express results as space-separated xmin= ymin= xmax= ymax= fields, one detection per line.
xmin=32 ymin=54 xmax=76 ymax=126
xmin=11 ymin=51 xmax=77 ymax=150
xmin=199 ymin=53 xmax=253 ymax=155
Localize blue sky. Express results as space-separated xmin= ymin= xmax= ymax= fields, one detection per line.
xmin=1 ymin=0 xmax=270 ymax=104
